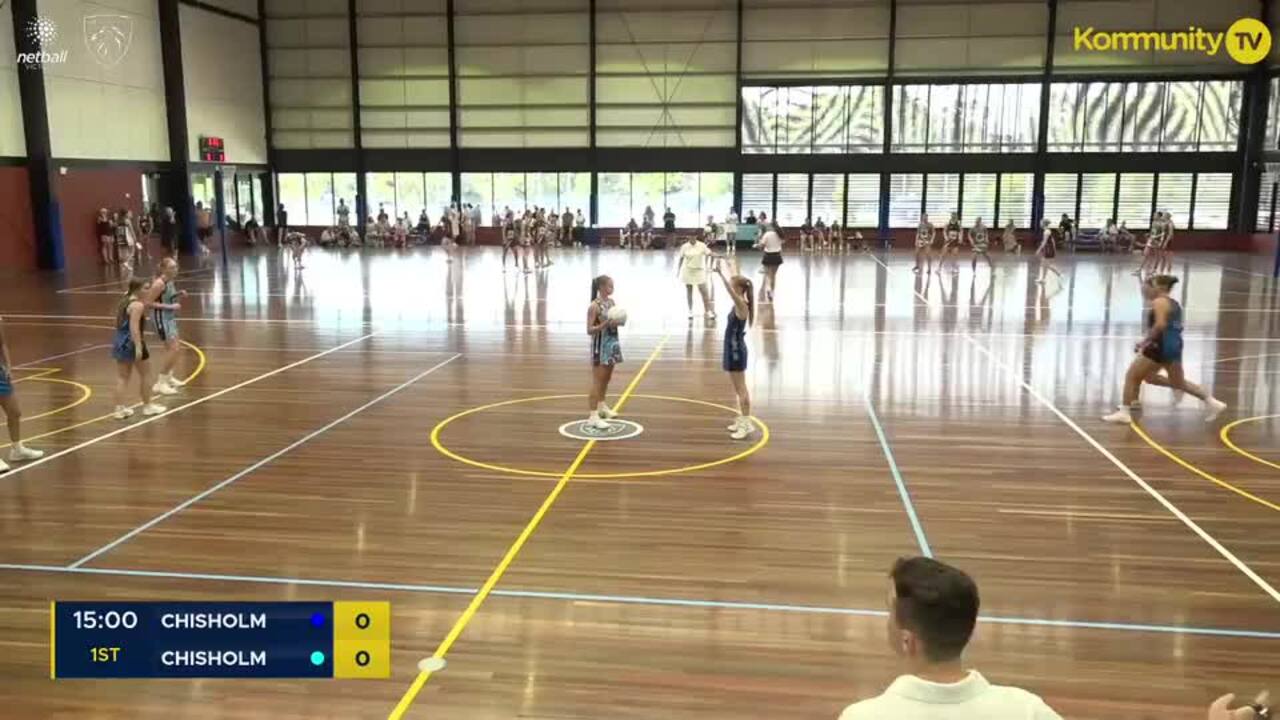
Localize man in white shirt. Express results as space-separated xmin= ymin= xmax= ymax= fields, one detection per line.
xmin=839 ymin=557 xmax=1062 ymax=720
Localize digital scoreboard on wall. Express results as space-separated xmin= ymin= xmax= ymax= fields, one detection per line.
xmin=199 ymin=135 xmax=226 ymax=162
xmin=50 ymin=601 xmax=390 ymax=679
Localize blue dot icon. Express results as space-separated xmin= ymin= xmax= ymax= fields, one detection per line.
xmin=310 ymin=651 xmax=325 ymax=666
xmin=310 ymin=613 xmax=324 ymax=628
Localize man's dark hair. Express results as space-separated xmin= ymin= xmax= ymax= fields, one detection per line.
xmin=890 ymin=557 xmax=980 ymax=663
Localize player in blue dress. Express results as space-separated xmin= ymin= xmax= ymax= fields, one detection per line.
xmin=1102 ymin=274 xmax=1227 ymax=424
xmin=0 ymin=316 xmax=45 ymax=472
xmin=145 ymin=258 xmax=188 ymax=396
xmin=586 ymin=275 xmax=623 ymax=430
xmin=714 ymin=259 xmax=757 ymax=440
xmin=111 ymin=278 xmax=165 ymax=420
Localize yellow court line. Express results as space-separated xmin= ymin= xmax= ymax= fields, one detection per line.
xmin=389 ymin=335 xmax=670 ymax=720
xmin=12 ymin=368 xmax=60 ymax=382
xmin=430 ymin=393 xmax=769 ymax=479
xmin=0 ymin=340 xmax=207 ymax=451
xmin=49 ymin=602 xmax=55 ymax=680
xmin=1131 ymin=422 xmax=1280 ymax=513
xmin=2 ymin=376 xmax=94 ymax=426
xmin=1220 ymin=415 xmax=1280 ymax=472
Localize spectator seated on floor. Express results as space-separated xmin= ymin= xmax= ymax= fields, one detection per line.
xmin=318 ymin=227 xmax=338 ymax=248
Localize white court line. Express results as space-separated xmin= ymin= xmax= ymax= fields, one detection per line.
xmin=14 ymin=344 xmax=108 ymax=368
xmin=56 ymin=267 xmax=214 ymax=294
xmin=868 ymin=254 xmax=1280 ymax=605
xmin=6 ymin=313 xmax=1280 ymax=343
xmin=1214 ymin=352 xmax=1280 ymax=364
xmin=0 ymin=332 xmax=377 ymax=481
xmin=70 ymin=353 xmax=461 ymax=568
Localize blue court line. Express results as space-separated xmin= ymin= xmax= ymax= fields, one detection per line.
xmin=864 ymin=397 xmax=933 ymax=558
xmin=1 ymin=562 xmax=1275 ymax=640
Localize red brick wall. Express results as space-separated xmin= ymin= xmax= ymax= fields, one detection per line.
xmin=54 ymin=167 xmax=145 ymax=264
xmin=0 ymin=167 xmax=36 ymax=272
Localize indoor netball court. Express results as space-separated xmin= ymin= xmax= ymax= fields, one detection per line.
xmin=1 ymin=0 xmax=1278 ymax=718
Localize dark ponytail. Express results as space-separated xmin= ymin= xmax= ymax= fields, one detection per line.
xmin=1150 ymin=274 xmax=1179 ymax=291
xmin=743 ymin=278 xmax=755 ymax=326
xmin=117 ymin=278 xmax=145 ymax=320
xmin=590 ymin=275 xmax=602 ymax=302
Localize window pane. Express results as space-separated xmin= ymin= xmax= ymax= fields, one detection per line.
xmin=892 ymin=85 xmax=929 ymax=152
xmin=1160 ymin=81 xmax=1199 ymax=152
xmin=742 ymin=173 xmax=774 ymax=221
xmin=698 ymin=172 xmax=734 ymax=224
xmin=1042 ymin=173 xmax=1078 ymax=224
xmin=460 ymin=173 xmax=493 ymax=220
xmin=395 ymin=172 xmax=425 ymax=220
xmin=333 ymin=173 xmax=357 ymax=221
xmin=812 ymin=86 xmax=848 ymax=154
xmin=780 ymin=87 xmax=814 ymax=153
xmin=235 ymin=176 xmax=253 ymax=225
xmin=664 ymin=172 xmax=699 ymax=228
xmin=424 ymin=173 xmax=452 ymax=221
xmin=558 ymin=173 xmax=591 ymax=221
xmin=848 ymin=85 xmax=883 ymax=153
xmin=775 ymin=173 xmax=808 ymax=226
xmin=961 ymin=173 xmax=996 ymax=227
xmin=1046 ymin=83 xmax=1081 ymax=151
xmin=846 ymin=174 xmax=880 ymax=228
xmin=276 ymin=173 xmax=306 ymax=225
xmin=492 ymin=173 xmax=526 ymax=216
xmin=306 ymin=173 xmax=335 ymax=226
xmin=631 ymin=173 xmax=665 ymax=222
xmin=1198 ymin=81 xmax=1241 ymax=151
xmin=1156 ymin=172 xmax=1193 ymax=229
xmin=1267 ymin=78 xmax=1280 ymax=153
xmin=1078 ymin=173 xmax=1116 ymax=228
xmin=1192 ymin=173 xmax=1231 ymax=230
xmin=811 ymin=174 xmax=844 ymax=226
xmin=888 ymin=173 xmax=923 ymax=228
xmin=1123 ymin=82 xmax=1165 ymax=152
xmin=1257 ymin=171 xmax=1277 ymax=232
xmin=960 ymin=84 xmax=1000 ymax=152
xmin=252 ymin=176 xmax=263 ymax=221
xmin=926 ymin=85 xmax=961 ymax=153
xmin=998 ymin=173 xmax=1033 ymax=228
xmin=1116 ymin=173 xmax=1155 ymax=230
xmin=598 ymin=172 xmax=631 ymax=226
xmin=1081 ymin=82 xmax=1123 ymax=152
xmin=1003 ymin=84 xmax=1041 ymax=152
xmin=526 ymin=173 xmax=559 ymax=213
xmin=741 ymin=86 xmax=779 ymax=153
xmin=367 ymin=173 xmax=397 ymax=223
xmin=924 ymin=173 xmax=959 ymax=226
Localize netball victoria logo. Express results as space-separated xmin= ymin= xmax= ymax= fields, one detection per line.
xmin=13 ymin=12 xmax=133 ymax=68
xmin=18 ymin=15 xmax=67 ymax=67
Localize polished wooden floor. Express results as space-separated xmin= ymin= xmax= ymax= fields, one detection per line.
xmin=0 ymin=243 xmax=1277 ymax=718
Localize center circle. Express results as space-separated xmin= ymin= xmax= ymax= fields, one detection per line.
xmin=430 ymin=394 xmax=770 ymax=479
xmin=559 ymin=418 xmax=645 ymax=441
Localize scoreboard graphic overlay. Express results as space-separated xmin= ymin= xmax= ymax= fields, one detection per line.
xmin=51 ymin=602 xmax=390 ymax=679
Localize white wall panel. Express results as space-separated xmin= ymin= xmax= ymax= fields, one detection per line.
xmin=39 ymin=0 xmax=168 ymax=159
xmin=0 ymin=6 xmax=24 ymax=156
xmin=181 ymin=5 xmax=267 ymax=164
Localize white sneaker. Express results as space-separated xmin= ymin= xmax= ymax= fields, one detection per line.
xmin=113 ymin=406 xmax=135 ymax=420
xmin=730 ymin=418 xmax=755 ymax=441
xmin=1101 ymin=407 xmax=1133 ymax=424
xmin=1171 ymin=388 xmax=1185 ymax=406
xmin=726 ymin=416 xmax=745 ymax=432
xmin=8 ymin=446 xmax=44 ymax=462
xmin=0 ymin=459 xmax=9 ymax=473
xmin=598 ymin=404 xmax=618 ymax=419
xmin=688 ymin=312 xmax=695 ymax=320
xmin=166 ymin=375 xmax=186 ymax=388
xmin=589 ymin=415 xmax=611 ymax=430
xmin=141 ymin=403 xmax=166 ymax=416
xmin=1204 ymin=398 xmax=1228 ymax=423
xmin=153 ymin=381 xmax=179 ymax=396
xmin=705 ymin=311 xmax=716 ymax=320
